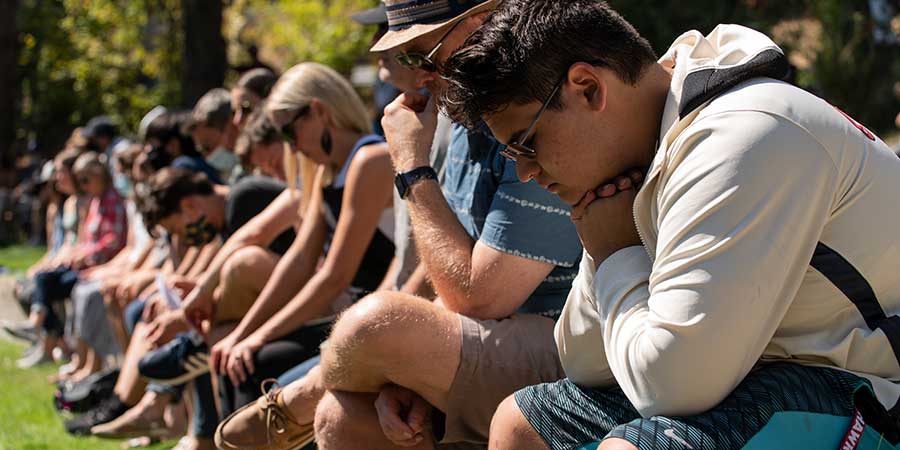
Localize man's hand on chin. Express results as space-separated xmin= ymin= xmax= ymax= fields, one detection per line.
xmin=571 ymin=170 xmax=644 ymax=264
xmin=382 ymin=92 xmax=438 ymax=172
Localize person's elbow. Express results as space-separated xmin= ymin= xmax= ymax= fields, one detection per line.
xmin=448 ymin=293 xmax=520 ymax=320
xmin=614 ymin=335 xmax=745 ymax=418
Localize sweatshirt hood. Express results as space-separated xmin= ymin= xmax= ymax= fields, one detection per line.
xmin=657 ymin=24 xmax=792 ymax=140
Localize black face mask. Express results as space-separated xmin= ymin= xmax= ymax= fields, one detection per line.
xmin=147 ymin=145 xmax=172 ymax=170
xmin=184 ymin=215 xmax=218 ymax=246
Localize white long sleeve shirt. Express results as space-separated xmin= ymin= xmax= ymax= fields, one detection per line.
xmin=556 ymin=24 xmax=900 ymax=418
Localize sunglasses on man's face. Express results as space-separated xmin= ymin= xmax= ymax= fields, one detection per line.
xmin=394 ymin=19 xmax=465 ymax=73
xmin=500 ymin=79 xmax=564 ymax=163
xmin=279 ymin=106 xmax=311 ymax=145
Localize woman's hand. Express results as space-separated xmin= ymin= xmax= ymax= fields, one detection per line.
xmin=222 ymin=334 xmax=266 ymax=386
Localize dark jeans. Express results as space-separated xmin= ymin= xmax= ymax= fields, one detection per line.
xmin=218 ymin=320 xmax=332 ymax=418
xmin=31 ymin=267 xmax=79 ymax=337
xmin=193 ymin=372 xmax=217 ymax=438
xmin=123 ymin=298 xmax=145 ymax=335
xmin=277 ymin=355 xmax=321 ymax=386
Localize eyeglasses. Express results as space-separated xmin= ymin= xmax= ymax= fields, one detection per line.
xmin=500 ymin=79 xmax=564 ymax=162
xmin=77 ymin=176 xmax=91 ymax=186
xmin=394 ymin=19 xmax=465 ymax=73
xmin=279 ymin=106 xmax=311 ymax=145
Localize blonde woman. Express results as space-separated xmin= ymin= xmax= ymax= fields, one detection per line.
xmin=205 ymin=62 xmax=396 ymax=419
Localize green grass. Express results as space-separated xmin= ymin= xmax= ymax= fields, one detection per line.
xmin=0 ymin=339 xmax=175 ymax=450
xmin=0 ymin=245 xmax=46 ymax=273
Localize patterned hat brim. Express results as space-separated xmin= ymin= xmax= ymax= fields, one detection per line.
xmin=370 ymin=0 xmax=499 ymax=53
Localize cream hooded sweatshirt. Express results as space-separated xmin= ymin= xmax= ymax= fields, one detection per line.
xmin=556 ymin=24 xmax=900 ymax=418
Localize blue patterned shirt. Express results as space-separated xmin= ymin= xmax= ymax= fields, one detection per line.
xmin=442 ymin=124 xmax=582 ymax=319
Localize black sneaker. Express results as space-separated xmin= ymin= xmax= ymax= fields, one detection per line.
xmin=63 ymin=395 xmax=128 ymax=435
xmin=138 ymin=333 xmax=209 ymax=386
xmin=55 ymin=367 xmax=119 ymax=413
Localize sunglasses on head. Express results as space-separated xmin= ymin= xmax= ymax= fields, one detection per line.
xmin=279 ymin=105 xmax=311 ymax=145
xmin=394 ymin=19 xmax=466 ymax=73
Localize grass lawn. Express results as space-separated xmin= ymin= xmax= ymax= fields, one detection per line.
xmin=0 ymin=245 xmax=46 ymax=273
xmin=0 ymin=338 xmax=176 ymax=450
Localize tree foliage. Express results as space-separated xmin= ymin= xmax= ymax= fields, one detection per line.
xmin=17 ymin=0 xmax=182 ymax=155
xmin=10 ymin=0 xmax=897 ymax=158
xmin=224 ymin=0 xmax=378 ymax=75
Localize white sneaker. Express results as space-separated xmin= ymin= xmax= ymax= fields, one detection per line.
xmin=17 ymin=347 xmax=52 ymax=368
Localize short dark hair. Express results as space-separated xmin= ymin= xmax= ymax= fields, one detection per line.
xmin=144 ymin=110 xmax=200 ymax=157
xmin=442 ymin=0 xmax=657 ymax=128
xmin=237 ymin=68 xmax=278 ymax=99
xmin=137 ymin=167 xmax=213 ymax=235
xmin=242 ymin=106 xmax=279 ymax=148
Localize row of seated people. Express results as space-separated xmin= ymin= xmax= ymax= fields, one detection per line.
xmin=9 ymin=0 xmax=900 ymax=450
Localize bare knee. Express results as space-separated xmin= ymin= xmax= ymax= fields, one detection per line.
xmin=220 ymin=246 xmax=270 ymax=283
xmin=320 ymin=292 xmax=427 ymax=388
xmin=489 ymin=395 xmax=550 ymax=450
xmin=313 ymin=391 xmax=362 ymax=449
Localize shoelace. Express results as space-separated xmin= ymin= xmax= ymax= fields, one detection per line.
xmin=260 ymin=378 xmax=290 ymax=446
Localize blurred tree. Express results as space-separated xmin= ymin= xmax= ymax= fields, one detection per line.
xmin=0 ymin=0 xmax=18 ymax=161
xmin=17 ymin=0 xmax=183 ymax=155
xmin=224 ymin=0 xmax=377 ymax=74
xmin=609 ymin=0 xmax=899 ymax=134
xmin=182 ymin=0 xmax=227 ymax=106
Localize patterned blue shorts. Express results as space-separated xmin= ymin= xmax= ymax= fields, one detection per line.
xmin=516 ymin=363 xmax=900 ymax=450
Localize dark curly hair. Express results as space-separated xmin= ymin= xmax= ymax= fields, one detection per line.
xmin=441 ymin=0 xmax=657 ymax=128
xmin=137 ymin=167 xmax=213 ymax=236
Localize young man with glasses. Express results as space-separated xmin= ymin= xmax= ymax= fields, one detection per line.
xmin=309 ymin=0 xmax=600 ymax=448
xmin=441 ymin=1 xmax=900 ymax=449
xmin=212 ymin=1 xmax=591 ymax=449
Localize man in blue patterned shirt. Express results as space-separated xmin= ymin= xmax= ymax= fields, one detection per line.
xmin=212 ymin=2 xmax=586 ymax=449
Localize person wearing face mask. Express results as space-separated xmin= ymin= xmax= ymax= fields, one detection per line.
xmin=81 ymin=116 xmax=133 ymax=196
xmin=140 ymin=109 xmax=225 ymax=186
xmin=186 ymin=89 xmax=241 ymax=182
xmin=192 ymin=62 xmax=396 ymax=438
xmin=76 ymin=166 xmax=297 ymax=449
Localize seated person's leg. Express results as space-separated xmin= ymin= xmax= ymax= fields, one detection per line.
xmin=90 ymin=388 xmax=178 ymax=439
xmin=319 ymin=291 xmax=563 ymax=446
xmin=191 ymin=373 xmax=218 ymax=445
xmin=215 ymin=364 xmax=325 ymax=449
xmin=319 ymin=292 xmax=462 ymax=405
xmin=219 ymin=320 xmax=331 ymax=417
xmin=213 ymin=246 xmax=279 ymax=324
xmin=121 ymin=297 xmax=146 ymax=336
xmin=72 ymin=281 xmax=119 ymax=378
xmin=114 ymin=321 xmax=154 ymax=405
xmin=509 ymin=363 xmax=896 ymax=450
xmin=315 ymin=391 xmax=436 ymax=450
xmin=277 ymin=355 xmax=321 ymax=386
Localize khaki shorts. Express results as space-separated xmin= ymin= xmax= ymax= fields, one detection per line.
xmin=436 ymin=313 xmax=565 ymax=447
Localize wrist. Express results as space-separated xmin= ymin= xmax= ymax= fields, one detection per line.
xmin=397 ymin=158 xmax=431 ymax=173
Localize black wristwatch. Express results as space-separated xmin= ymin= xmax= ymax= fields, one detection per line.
xmin=395 ymin=166 xmax=438 ymax=199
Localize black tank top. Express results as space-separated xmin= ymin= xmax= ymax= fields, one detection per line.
xmin=321 ymin=134 xmax=395 ymax=294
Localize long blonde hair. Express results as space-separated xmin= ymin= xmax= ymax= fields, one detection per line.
xmin=266 ymin=62 xmax=372 ymax=213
